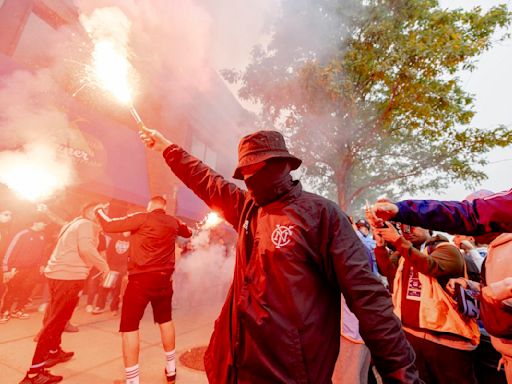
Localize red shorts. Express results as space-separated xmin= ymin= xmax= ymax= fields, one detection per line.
xmin=119 ymin=271 xmax=173 ymax=332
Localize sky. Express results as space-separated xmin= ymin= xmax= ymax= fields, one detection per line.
xmin=209 ymin=0 xmax=512 ymax=202
xmin=404 ymin=0 xmax=512 ymax=201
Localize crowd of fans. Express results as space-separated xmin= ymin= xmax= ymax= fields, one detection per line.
xmin=0 ymin=124 xmax=512 ymax=384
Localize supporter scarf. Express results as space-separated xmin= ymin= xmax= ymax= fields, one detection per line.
xmin=244 ymin=160 xmax=293 ymax=206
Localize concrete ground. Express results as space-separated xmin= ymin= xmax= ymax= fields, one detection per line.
xmin=0 ymin=298 xmax=220 ymax=384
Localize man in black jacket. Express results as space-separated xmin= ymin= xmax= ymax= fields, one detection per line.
xmin=95 ymin=196 xmax=192 ymax=384
xmin=139 ymin=127 xmax=420 ymax=383
xmin=1 ymin=214 xmax=47 ymax=322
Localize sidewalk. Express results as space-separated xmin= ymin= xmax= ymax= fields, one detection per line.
xmin=0 ymin=298 xmax=220 ymax=383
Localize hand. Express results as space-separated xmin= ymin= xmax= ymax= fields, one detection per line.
xmin=367 ymin=199 xmax=399 ymax=227
xmin=446 ymin=277 xmax=470 ymax=296
xmin=374 ymin=230 xmax=385 ymax=247
xmin=460 ymin=240 xmax=475 ymax=252
xmin=139 ymin=125 xmax=172 ymax=152
xmin=94 ymin=203 xmax=110 ymax=212
xmin=373 ymin=222 xmax=401 ymax=243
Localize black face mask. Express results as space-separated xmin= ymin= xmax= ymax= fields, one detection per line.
xmin=244 ymin=160 xmax=294 ymax=206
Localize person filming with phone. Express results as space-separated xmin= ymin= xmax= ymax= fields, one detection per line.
xmin=372 ymin=221 xmax=479 ymax=384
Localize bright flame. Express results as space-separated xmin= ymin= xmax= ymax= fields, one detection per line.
xmin=92 ymin=40 xmax=133 ymax=104
xmin=203 ymin=212 xmax=222 ymax=229
xmin=2 ymin=164 xmax=62 ymax=201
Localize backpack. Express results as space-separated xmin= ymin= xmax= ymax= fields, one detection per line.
xmin=479 ymin=233 xmax=512 ymax=339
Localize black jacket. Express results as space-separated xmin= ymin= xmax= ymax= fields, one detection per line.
xmin=163 ymin=144 xmax=419 ymax=384
xmin=3 ymin=229 xmax=46 ymax=270
xmin=96 ymin=208 xmax=191 ymax=275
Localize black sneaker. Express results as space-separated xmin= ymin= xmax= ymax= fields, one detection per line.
xmin=44 ymin=349 xmax=74 ymax=368
xmin=19 ymin=370 xmax=63 ymax=383
xmin=165 ymin=368 xmax=176 ymax=383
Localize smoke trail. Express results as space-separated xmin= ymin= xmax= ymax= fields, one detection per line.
xmin=174 ymin=226 xmax=235 ymax=312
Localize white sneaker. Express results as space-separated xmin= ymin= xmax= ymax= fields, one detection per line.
xmin=0 ymin=311 xmax=10 ymax=324
xmin=11 ymin=310 xmax=30 ymax=319
xmin=92 ymin=307 xmax=105 ymax=315
xmin=85 ymin=305 xmax=93 ymax=313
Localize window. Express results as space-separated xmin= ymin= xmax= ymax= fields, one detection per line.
xmin=190 ymin=136 xmax=217 ymax=168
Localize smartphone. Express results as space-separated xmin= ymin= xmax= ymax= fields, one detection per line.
xmin=454 ymin=283 xmax=479 ymax=318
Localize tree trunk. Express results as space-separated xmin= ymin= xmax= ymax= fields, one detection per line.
xmin=335 ymin=152 xmax=354 ymax=212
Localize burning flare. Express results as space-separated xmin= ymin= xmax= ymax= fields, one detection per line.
xmin=2 ymin=163 xmax=62 ymax=202
xmin=92 ymin=40 xmax=133 ymax=105
xmin=0 ymin=145 xmax=72 ymax=202
xmin=81 ymin=8 xmax=143 ymax=124
xmin=203 ymin=212 xmax=223 ymax=229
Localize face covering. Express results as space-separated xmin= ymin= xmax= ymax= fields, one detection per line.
xmin=244 ymin=160 xmax=294 ymax=206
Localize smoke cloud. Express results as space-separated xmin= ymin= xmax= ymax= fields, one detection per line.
xmin=0 ymin=0 xmax=284 ymax=201
xmin=0 ymin=69 xmax=75 ymax=200
xmin=174 ymin=226 xmax=235 ymax=312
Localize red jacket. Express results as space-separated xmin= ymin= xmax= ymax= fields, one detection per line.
xmin=96 ymin=208 xmax=191 ymax=275
xmin=163 ymin=144 xmax=419 ymax=384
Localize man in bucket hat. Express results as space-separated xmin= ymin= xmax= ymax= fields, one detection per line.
xmin=139 ymin=127 xmax=420 ymax=383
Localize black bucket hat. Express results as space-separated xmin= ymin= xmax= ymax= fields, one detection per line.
xmin=233 ymin=130 xmax=302 ymax=180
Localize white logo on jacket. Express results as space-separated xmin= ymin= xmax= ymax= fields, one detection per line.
xmin=271 ymin=224 xmax=294 ymax=248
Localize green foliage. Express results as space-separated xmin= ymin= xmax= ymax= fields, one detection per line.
xmin=223 ymin=0 xmax=512 ymax=213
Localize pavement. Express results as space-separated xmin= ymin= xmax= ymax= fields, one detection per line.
xmin=0 ymin=297 xmax=222 ymax=384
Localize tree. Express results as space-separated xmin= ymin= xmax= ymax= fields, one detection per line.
xmin=224 ymin=0 xmax=512 ymax=213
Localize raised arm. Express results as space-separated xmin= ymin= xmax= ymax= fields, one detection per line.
xmin=95 ymin=209 xmax=146 ymax=234
xmin=139 ymin=126 xmax=247 ymax=229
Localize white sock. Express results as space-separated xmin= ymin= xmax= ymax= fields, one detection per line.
xmin=165 ymin=349 xmax=176 ymax=374
xmin=125 ymin=364 xmax=139 ymax=384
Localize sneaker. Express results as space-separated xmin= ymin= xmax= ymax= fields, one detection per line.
xmin=165 ymin=368 xmax=176 ymax=383
xmin=44 ymin=348 xmax=74 ymax=368
xmin=92 ymin=307 xmax=105 ymax=315
xmin=0 ymin=311 xmax=10 ymax=324
xmin=85 ymin=304 xmax=93 ymax=313
xmin=19 ymin=370 xmax=63 ymax=383
xmin=11 ymin=310 xmax=30 ymax=319
xmin=63 ymin=322 xmax=79 ymax=333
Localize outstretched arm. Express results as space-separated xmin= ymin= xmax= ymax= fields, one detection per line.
xmin=139 ymin=126 xmax=247 ymax=228
xmin=395 ymin=192 xmax=512 ymax=235
xmin=95 ymin=209 xmax=147 ymax=234
xmin=368 ymin=189 xmax=512 ymax=235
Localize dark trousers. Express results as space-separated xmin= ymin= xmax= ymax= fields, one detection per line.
xmin=86 ymin=268 xmax=101 ymax=306
xmin=31 ymin=278 xmax=84 ymax=367
xmin=1 ymin=267 xmax=40 ymax=313
xmin=95 ymin=271 xmax=124 ymax=311
xmin=406 ymin=332 xmax=477 ymax=384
